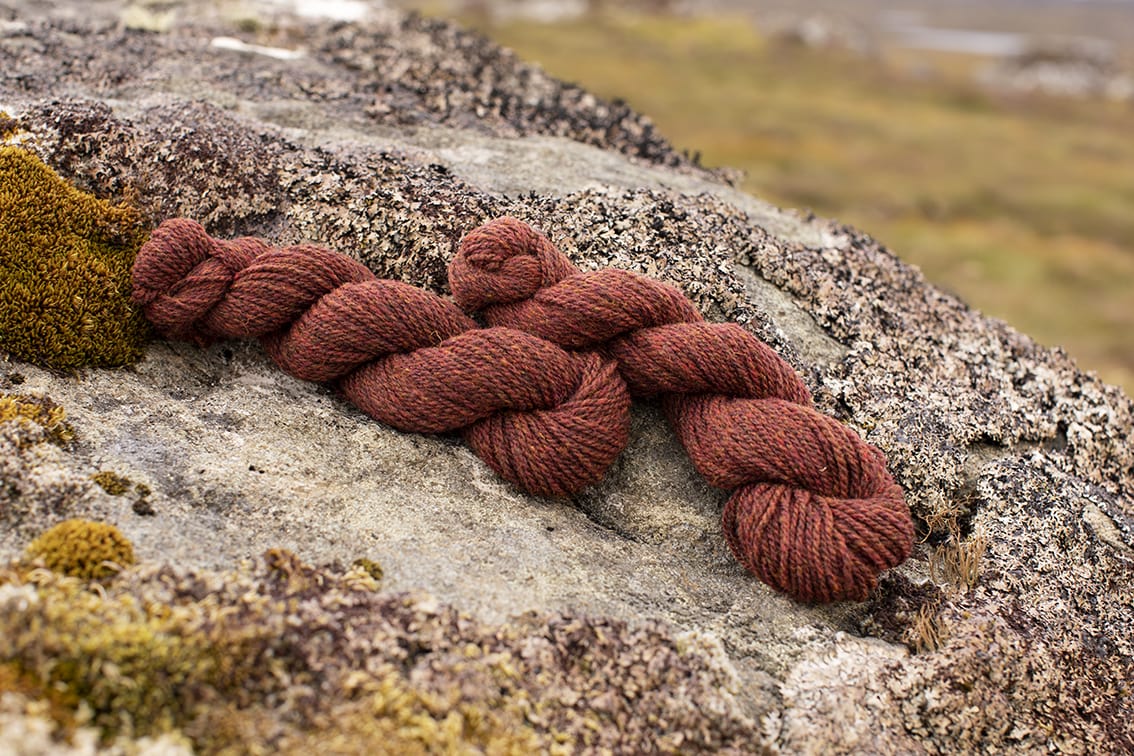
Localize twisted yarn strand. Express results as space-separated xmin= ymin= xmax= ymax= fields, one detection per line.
xmin=450 ymin=217 xmax=914 ymax=603
xmin=132 ymin=218 xmax=630 ymax=497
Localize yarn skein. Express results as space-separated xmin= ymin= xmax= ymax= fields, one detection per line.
xmin=132 ymin=218 xmax=631 ymax=497
xmin=450 ymin=217 xmax=914 ymax=603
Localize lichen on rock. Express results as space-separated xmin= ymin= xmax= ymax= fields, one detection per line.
xmin=0 ymin=146 xmax=148 ymax=369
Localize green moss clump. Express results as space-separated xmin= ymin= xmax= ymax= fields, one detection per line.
xmin=25 ymin=519 xmax=136 ymax=580
xmin=0 ymin=393 xmax=74 ymax=445
xmin=0 ymin=146 xmax=149 ymax=369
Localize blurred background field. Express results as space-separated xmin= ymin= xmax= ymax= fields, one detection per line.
xmin=396 ymin=0 xmax=1134 ymax=392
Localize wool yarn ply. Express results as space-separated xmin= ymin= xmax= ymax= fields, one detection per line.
xmin=450 ymin=217 xmax=915 ymax=603
xmin=132 ymin=219 xmax=631 ymax=497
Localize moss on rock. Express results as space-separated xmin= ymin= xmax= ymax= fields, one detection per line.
xmin=24 ymin=519 xmax=135 ymax=580
xmin=91 ymin=470 xmax=132 ymax=496
xmin=351 ymin=557 xmax=384 ymax=584
xmin=0 ymin=146 xmax=149 ymax=369
xmin=0 ymin=112 xmax=22 ymax=139
xmin=0 ymin=550 xmax=755 ymax=753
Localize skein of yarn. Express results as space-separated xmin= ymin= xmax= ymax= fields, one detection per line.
xmin=131 ymin=219 xmax=631 ymax=497
xmin=450 ymin=217 xmax=914 ymax=603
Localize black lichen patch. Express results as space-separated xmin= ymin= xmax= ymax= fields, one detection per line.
xmin=130 ymin=481 xmax=154 ymax=516
xmin=0 ymin=147 xmax=149 ymax=369
xmin=131 ymin=498 xmax=155 ymax=517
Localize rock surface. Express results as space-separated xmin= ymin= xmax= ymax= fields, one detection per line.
xmin=1 ymin=0 xmax=1133 ymax=752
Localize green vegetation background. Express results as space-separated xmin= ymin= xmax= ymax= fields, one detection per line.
xmin=447 ymin=10 xmax=1134 ymax=391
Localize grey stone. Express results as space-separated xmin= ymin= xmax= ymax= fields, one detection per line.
xmin=1 ymin=1 xmax=1132 ymax=752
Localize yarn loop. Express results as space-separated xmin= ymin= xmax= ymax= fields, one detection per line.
xmin=451 ymin=217 xmax=914 ymax=603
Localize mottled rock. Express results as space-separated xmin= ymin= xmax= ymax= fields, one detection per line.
xmin=1 ymin=1 xmax=1132 ymax=753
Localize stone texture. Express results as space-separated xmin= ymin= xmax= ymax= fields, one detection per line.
xmin=1 ymin=1 xmax=1133 ymax=752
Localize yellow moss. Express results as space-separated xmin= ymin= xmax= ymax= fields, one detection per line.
xmin=274 ymin=674 xmax=547 ymax=755
xmin=0 ymin=566 xmax=262 ymax=745
xmin=0 ymin=146 xmax=149 ymax=369
xmin=25 ymin=519 xmax=136 ymax=581
xmin=92 ymin=470 xmax=132 ymax=496
xmin=351 ymin=557 xmax=384 ymax=583
xmin=0 ymin=662 xmax=81 ymax=738
xmin=0 ymin=560 xmax=556 ymax=754
xmin=0 ymin=113 xmax=22 ymax=141
xmin=0 ymin=393 xmax=74 ymax=445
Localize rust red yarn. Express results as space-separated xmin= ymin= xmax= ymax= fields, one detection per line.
xmin=450 ymin=217 xmax=914 ymax=603
xmin=131 ymin=219 xmax=631 ymax=497
xmin=131 ymin=215 xmax=914 ymax=604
